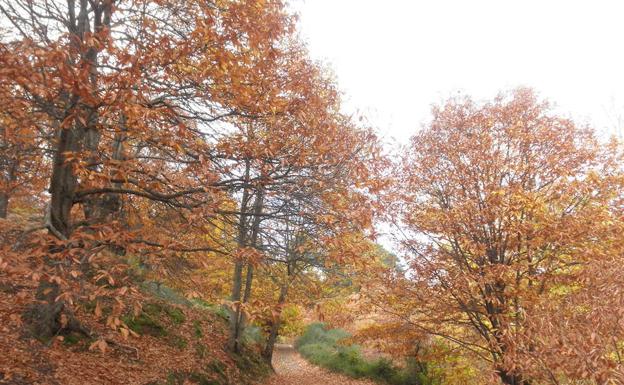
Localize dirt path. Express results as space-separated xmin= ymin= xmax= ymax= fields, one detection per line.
xmin=262 ymin=344 xmax=376 ymax=385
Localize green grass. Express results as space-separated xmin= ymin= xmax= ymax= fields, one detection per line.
xmin=295 ymin=323 xmax=436 ymax=385
xmin=190 ymin=298 xmax=230 ymax=321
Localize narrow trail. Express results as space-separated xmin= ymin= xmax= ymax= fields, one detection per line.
xmin=262 ymin=344 xmax=376 ymax=385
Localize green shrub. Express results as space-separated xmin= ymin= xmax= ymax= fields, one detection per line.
xmin=294 ymin=322 xmax=349 ymax=349
xmin=295 ymin=323 xmax=435 ymax=385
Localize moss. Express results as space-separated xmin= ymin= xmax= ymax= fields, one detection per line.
xmin=167 ymin=334 xmax=188 ymax=350
xmin=143 ymin=303 xmax=186 ymax=324
xmin=82 ymin=300 xmax=111 ymax=317
xmin=205 ymin=361 xmax=229 ymax=384
xmin=166 ymin=307 xmax=185 ymax=324
xmin=195 ymin=343 xmax=208 ymax=359
xmin=187 ymin=372 xmax=220 ymax=385
xmin=62 ymin=332 xmax=84 ymax=346
xmin=193 ymin=320 xmax=203 ymax=338
xmin=123 ymin=302 xmax=186 ymax=337
xmin=206 ymin=360 xmax=225 ymax=377
xmin=122 ymin=312 xmax=166 ymax=337
xmin=126 ymin=255 xmax=147 ymax=282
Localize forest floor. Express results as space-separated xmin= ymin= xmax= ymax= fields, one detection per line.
xmin=264 ymin=344 xmax=376 ymax=385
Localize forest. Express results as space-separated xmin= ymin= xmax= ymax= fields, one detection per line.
xmin=0 ymin=1 xmax=623 ymax=385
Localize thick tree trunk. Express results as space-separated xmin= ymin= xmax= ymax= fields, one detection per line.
xmin=79 ymin=0 xmax=110 ymax=225
xmin=49 ymin=126 xmax=80 ymax=238
xmin=262 ymin=284 xmax=288 ymax=363
xmin=23 ymin=280 xmax=86 ymax=342
xmin=229 ymin=182 xmax=265 ymax=352
xmin=48 ymin=0 xmax=111 ymax=238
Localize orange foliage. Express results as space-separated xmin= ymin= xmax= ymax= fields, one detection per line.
xmin=367 ymin=88 xmax=624 ymax=384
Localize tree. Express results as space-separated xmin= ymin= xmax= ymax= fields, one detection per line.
xmin=0 ymin=0 xmax=297 ymax=239
xmin=207 ymin=38 xmax=386 ymax=352
xmin=374 ymin=88 xmax=624 ymax=384
xmin=0 ymin=0 xmax=302 ymax=341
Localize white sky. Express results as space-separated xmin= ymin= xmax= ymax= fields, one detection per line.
xmin=293 ymin=0 xmax=624 ymax=145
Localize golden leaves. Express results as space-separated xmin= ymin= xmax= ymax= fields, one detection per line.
xmin=383 ymin=88 xmax=624 ymax=384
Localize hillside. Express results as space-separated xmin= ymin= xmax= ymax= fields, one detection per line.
xmin=0 ymin=243 xmax=270 ymax=385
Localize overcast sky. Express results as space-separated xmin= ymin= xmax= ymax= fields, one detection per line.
xmin=293 ymin=0 xmax=624 ymax=145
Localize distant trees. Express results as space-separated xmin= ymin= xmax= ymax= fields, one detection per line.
xmin=371 ymin=88 xmax=624 ymax=384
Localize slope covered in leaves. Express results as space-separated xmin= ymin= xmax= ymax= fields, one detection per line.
xmin=0 ymin=221 xmax=270 ymax=385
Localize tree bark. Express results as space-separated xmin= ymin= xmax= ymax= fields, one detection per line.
xmin=48 ymin=0 xmax=111 ymax=238
xmin=262 ymin=284 xmax=288 ymax=363
xmin=0 ymin=147 xmax=18 ymax=219
xmin=0 ymin=191 xmax=8 ymax=219
xmin=498 ymin=369 xmax=531 ymax=385
xmin=49 ymin=124 xmax=80 ymax=238
xmin=229 ymin=182 xmax=265 ymax=352
xmin=229 ymin=160 xmax=251 ymax=352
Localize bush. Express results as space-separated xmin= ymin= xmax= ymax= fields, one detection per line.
xmin=294 ymin=322 xmax=349 ymax=349
xmin=295 ymin=323 xmax=435 ymax=385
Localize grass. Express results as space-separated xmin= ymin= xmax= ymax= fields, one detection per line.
xmin=295 ymin=323 xmax=436 ymax=385
xmin=122 ymin=302 xmax=186 ymax=338
xmin=190 ymin=298 xmax=230 ymax=320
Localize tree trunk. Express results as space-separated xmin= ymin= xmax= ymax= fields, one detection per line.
xmin=23 ymin=280 xmax=86 ymax=342
xmin=229 ymin=184 xmax=265 ymax=352
xmin=48 ymin=0 xmax=111 ymax=238
xmin=0 ymin=191 xmax=8 ymax=219
xmin=262 ymin=284 xmax=288 ymax=363
xmin=0 ymin=155 xmax=18 ymax=219
xmin=79 ymin=0 xmax=111 ymax=225
xmin=498 ymin=369 xmax=530 ymax=385
xmin=228 ymin=160 xmax=251 ymax=352
xmin=49 ymin=125 xmax=80 ymax=238
xmin=229 ymin=260 xmax=245 ymax=352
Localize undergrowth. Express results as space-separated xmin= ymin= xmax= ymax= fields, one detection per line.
xmin=295 ymin=323 xmax=438 ymax=385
